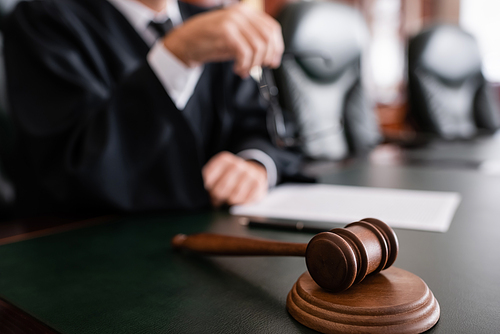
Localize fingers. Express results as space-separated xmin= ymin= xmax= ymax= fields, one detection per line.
xmin=237 ymin=5 xmax=284 ymax=68
xmin=209 ymin=162 xmax=243 ymax=207
xmin=202 ymin=151 xmax=233 ymax=191
xmin=271 ymin=21 xmax=284 ymax=67
xmin=234 ymin=17 xmax=267 ymax=71
xmin=228 ymin=161 xmax=268 ymax=205
xmin=202 ymin=152 xmax=268 ymax=207
xmin=202 ymin=152 xmax=241 ymax=207
xmin=226 ymin=5 xmax=284 ymax=76
xmin=224 ymin=22 xmax=254 ymax=78
xmin=164 ymin=4 xmax=284 ymax=77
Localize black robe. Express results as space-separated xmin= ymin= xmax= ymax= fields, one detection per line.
xmin=3 ymin=0 xmax=302 ymax=215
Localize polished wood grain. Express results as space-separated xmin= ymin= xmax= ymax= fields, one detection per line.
xmin=0 ymin=215 xmax=114 ymax=246
xmin=172 ymin=218 xmax=398 ymax=292
xmin=287 ymin=267 xmax=440 ymax=334
xmin=172 ymin=233 xmax=307 ymax=256
xmin=0 ymin=297 xmax=59 ymax=334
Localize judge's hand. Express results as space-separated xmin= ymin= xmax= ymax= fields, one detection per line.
xmin=202 ymin=151 xmax=268 ymax=207
xmin=163 ymin=3 xmax=284 ymax=78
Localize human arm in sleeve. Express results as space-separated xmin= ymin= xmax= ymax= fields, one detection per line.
xmin=4 ymin=1 xmax=209 ymax=212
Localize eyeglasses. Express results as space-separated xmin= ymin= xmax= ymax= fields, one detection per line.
xmin=258 ymin=50 xmax=342 ymax=149
xmin=259 ymin=67 xmax=292 ymax=148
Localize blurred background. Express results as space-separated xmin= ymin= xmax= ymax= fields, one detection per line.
xmin=1 ymin=0 xmax=498 ymax=140
xmin=263 ymin=0 xmax=500 ymax=138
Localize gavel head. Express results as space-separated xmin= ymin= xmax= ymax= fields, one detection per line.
xmin=305 ymin=218 xmax=399 ymax=292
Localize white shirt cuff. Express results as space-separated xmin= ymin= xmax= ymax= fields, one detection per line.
xmin=237 ymin=149 xmax=278 ymax=188
xmin=147 ymin=41 xmax=203 ymax=110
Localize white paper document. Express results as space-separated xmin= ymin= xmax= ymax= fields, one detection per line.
xmin=230 ymin=184 xmax=461 ymax=232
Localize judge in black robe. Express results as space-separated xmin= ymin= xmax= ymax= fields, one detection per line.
xmin=3 ymin=0 xmax=302 ymax=215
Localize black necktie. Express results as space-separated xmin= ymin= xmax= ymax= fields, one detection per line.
xmin=148 ymin=19 xmax=174 ymax=39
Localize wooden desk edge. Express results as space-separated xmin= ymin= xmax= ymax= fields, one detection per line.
xmin=0 ymin=215 xmax=116 ymax=246
xmin=0 ymin=296 xmax=60 ymax=334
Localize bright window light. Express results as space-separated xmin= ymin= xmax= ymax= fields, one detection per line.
xmin=460 ymin=0 xmax=500 ymax=82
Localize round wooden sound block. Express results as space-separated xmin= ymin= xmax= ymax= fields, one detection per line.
xmin=287 ymin=267 xmax=440 ymax=334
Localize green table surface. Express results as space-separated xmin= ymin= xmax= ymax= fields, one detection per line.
xmin=0 ymin=212 xmax=318 ymax=333
xmin=1 ymin=162 xmax=500 ymax=333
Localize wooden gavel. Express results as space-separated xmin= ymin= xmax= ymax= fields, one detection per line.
xmin=172 ymin=218 xmax=398 ymax=292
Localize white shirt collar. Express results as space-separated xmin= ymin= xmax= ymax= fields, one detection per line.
xmin=108 ymin=0 xmax=183 ymax=45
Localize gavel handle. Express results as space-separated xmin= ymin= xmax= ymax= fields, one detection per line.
xmin=171 ymin=233 xmax=307 ymax=256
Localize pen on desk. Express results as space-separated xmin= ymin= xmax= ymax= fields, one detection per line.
xmin=238 ymin=217 xmax=332 ymax=233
